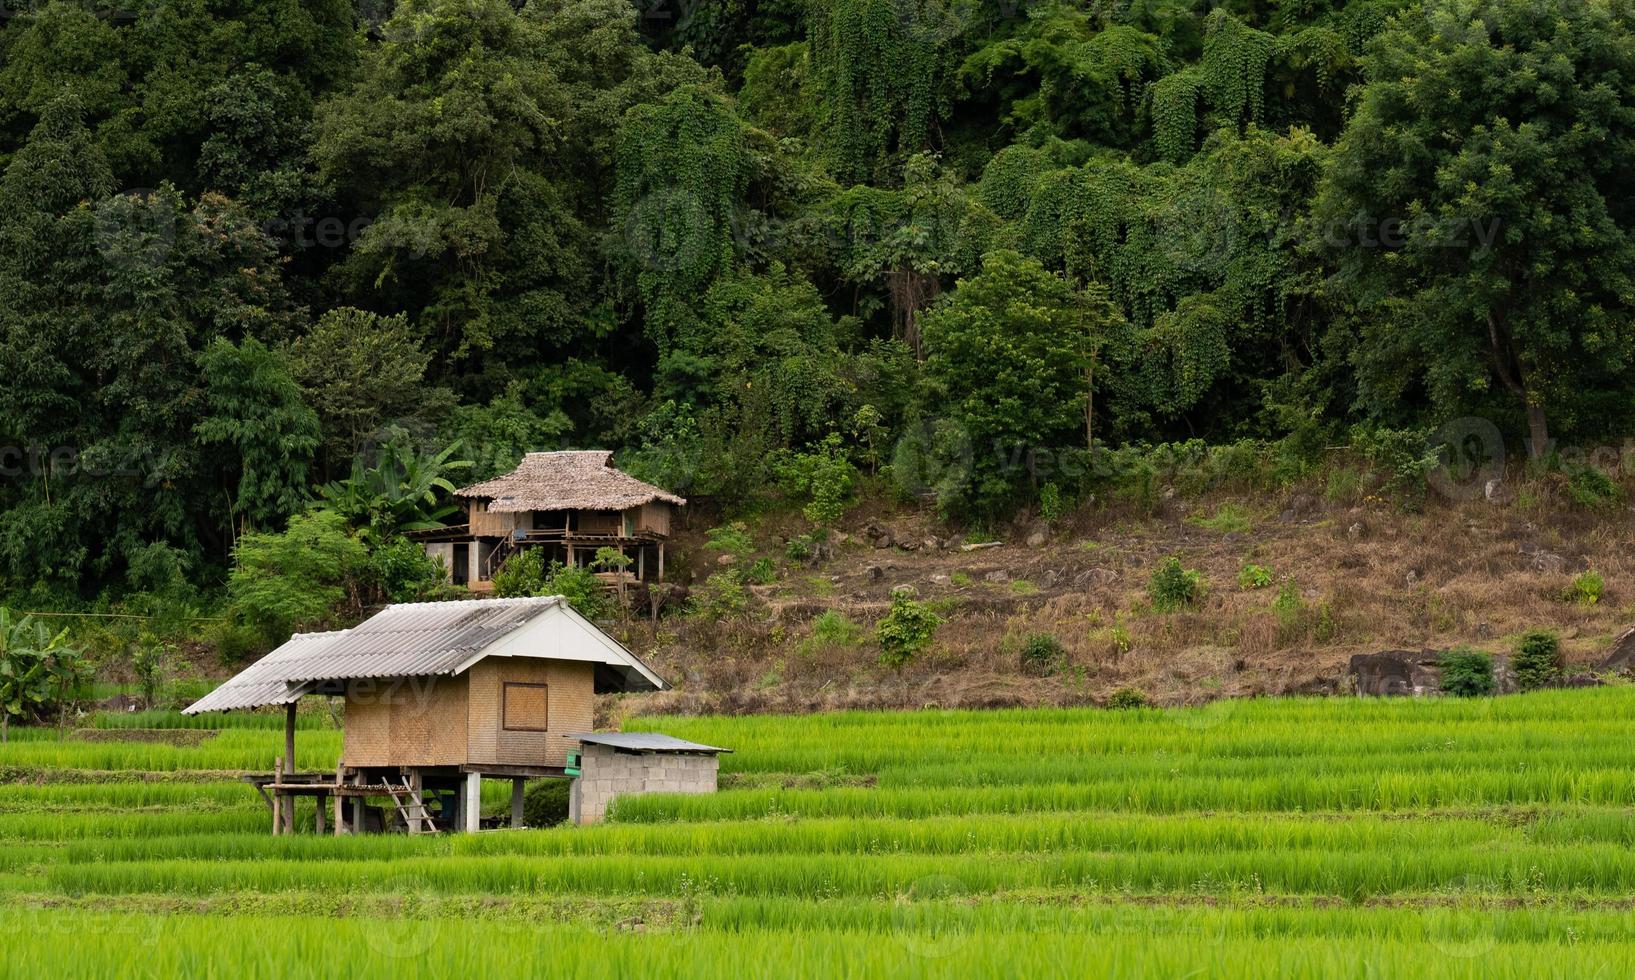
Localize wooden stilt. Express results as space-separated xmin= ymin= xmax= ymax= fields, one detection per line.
xmin=272 ymin=758 xmax=283 ymax=836
xmin=407 ymin=770 xmax=424 ymax=834
xmin=315 ymin=793 xmax=326 ymax=834
xmin=463 ymin=772 xmax=482 ymax=832
xmin=284 ymin=701 xmax=296 ymax=775
xmin=638 ymin=546 xmax=645 ymax=581
xmin=658 ymin=542 xmax=665 ymax=582
xmin=510 ymin=778 xmax=525 ymax=829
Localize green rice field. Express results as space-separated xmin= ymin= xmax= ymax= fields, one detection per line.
xmin=6 ymin=689 xmax=1635 ymax=977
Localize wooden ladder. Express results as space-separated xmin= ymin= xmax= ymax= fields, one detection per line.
xmin=385 ymin=777 xmax=440 ymax=834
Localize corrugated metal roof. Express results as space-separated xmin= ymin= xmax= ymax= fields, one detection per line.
xmin=181 ymin=631 xmax=347 ymax=714
xmin=282 ymin=596 xmax=561 ymax=682
xmin=183 ymin=596 xmax=668 ymax=715
xmin=575 ymin=732 xmax=731 ymax=754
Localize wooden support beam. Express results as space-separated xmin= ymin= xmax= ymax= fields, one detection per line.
xmin=510 ymin=778 xmax=525 ymax=829
xmin=334 ymin=790 xmax=344 ymax=836
xmin=272 ymin=758 xmax=283 ymax=836
xmin=658 ymin=542 xmax=665 ymax=582
xmin=315 ymin=793 xmax=326 ymax=834
xmin=407 ymin=769 xmax=424 ymax=835
xmin=284 ymin=701 xmax=296 ymax=775
xmin=463 ymin=772 xmax=481 ymax=833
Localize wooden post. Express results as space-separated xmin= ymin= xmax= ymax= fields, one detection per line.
xmin=407 ymin=769 xmax=424 ymax=835
xmin=334 ymin=791 xmax=345 ymax=836
xmin=284 ymin=701 xmax=297 ymax=775
xmin=463 ymin=772 xmax=482 ymax=832
xmin=352 ymin=796 xmax=366 ymax=835
xmin=510 ymin=778 xmax=525 ymax=829
xmin=638 ymin=547 xmax=645 ymax=581
xmin=658 ymin=542 xmax=665 ymax=582
xmin=315 ymin=793 xmax=326 ymax=834
xmin=272 ymin=758 xmax=283 ymax=836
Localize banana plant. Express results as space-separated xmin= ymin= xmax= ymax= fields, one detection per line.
xmin=0 ymin=608 xmax=78 ymax=743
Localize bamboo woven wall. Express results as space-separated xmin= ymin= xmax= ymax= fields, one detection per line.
xmin=341 ymin=675 xmax=470 ymax=767
xmin=466 ymin=658 xmax=594 ymax=767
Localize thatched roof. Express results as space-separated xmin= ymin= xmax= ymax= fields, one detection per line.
xmin=455 ymin=451 xmax=685 ymax=514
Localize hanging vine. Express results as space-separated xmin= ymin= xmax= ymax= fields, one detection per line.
xmin=1151 ymin=70 xmax=1201 ymax=163
xmin=1200 ymin=11 xmax=1273 ymax=129
xmin=809 ymin=0 xmax=963 ymax=182
xmin=612 ymin=85 xmax=750 ymax=350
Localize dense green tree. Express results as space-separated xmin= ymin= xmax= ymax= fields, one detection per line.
xmin=919 ymin=250 xmax=1122 ymax=518
xmin=195 ymin=337 xmax=321 ymax=530
xmin=290 ymin=308 xmax=435 ymax=469
xmin=1319 ymin=0 xmax=1635 ymax=456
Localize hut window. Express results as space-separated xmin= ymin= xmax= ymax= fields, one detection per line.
xmin=502 ymin=682 xmax=550 ymax=731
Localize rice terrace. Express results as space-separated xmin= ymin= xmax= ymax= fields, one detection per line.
xmin=4 ymin=688 xmax=1635 ymax=977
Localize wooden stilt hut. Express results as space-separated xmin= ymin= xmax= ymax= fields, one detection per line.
xmin=183 ymin=596 xmax=666 ymax=834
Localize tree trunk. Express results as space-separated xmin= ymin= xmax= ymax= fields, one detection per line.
xmin=1526 ymin=403 xmax=1550 ymax=461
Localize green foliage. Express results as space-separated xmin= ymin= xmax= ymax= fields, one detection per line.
xmin=131 ymin=632 xmax=170 ymax=708
xmin=1439 ymin=648 xmax=1496 ymax=699
xmin=521 ymin=778 xmax=572 ymax=828
xmin=704 ymin=523 xmax=756 ymax=561
xmin=368 ymin=537 xmax=450 ymax=603
xmin=1237 ymin=564 xmax=1272 ymax=590
xmin=1319 ymin=0 xmax=1635 ymax=458
xmin=1351 ymin=426 xmax=1436 ymax=507
xmin=0 ymin=608 xmax=86 ymax=739
xmin=491 ymin=548 xmax=549 ymax=599
xmin=1513 ymin=631 xmax=1562 ymax=692
xmin=691 ymin=570 xmax=750 ymax=620
xmin=1147 ymin=557 xmax=1201 ymax=612
xmin=227 ymin=510 xmax=368 ymax=648
xmin=290 ymin=309 xmax=434 ymax=469
xmin=919 ymin=250 xmax=1122 ymax=519
xmin=876 ymin=588 xmax=942 ymax=668
xmin=1105 ymin=687 xmax=1149 ymax=709
xmin=1566 ymin=571 xmax=1605 ymax=607
xmin=773 ymin=434 xmax=858 ymax=528
xmin=493 ymin=552 xmax=612 ymax=620
xmin=1019 ymin=632 xmax=1067 ymax=676
xmin=316 ymin=439 xmax=472 ymax=540
xmin=1038 ymin=483 xmax=1068 ymax=524
xmin=808 ymin=610 xmax=863 ymax=648
xmin=1190 ymin=504 xmax=1250 ymax=534
xmin=195 ymin=338 xmax=321 ymax=529
xmin=1566 ymin=466 xmax=1622 ymax=511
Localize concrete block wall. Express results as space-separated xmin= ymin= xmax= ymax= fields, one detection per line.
xmin=570 ymin=743 xmax=719 ymax=824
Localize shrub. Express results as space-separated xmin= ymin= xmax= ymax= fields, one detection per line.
xmin=1351 ymin=424 xmax=1437 ymax=507
xmin=1038 ymin=482 xmax=1067 ymax=523
xmin=1566 ymin=570 xmax=1604 ymax=606
xmin=704 ymin=523 xmax=755 ymax=560
xmin=132 ymin=632 xmax=169 ymax=708
xmin=1566 ymin=465 xmax=1621 ymax=510
xmin=228 ymin=510 xmax=367 ymax=646
xmin=368 ymin=536 xmax=449 ymax=602
xmin=691 ymin=570 xmax=749 ymax=620
xmin=1513 ymin=631 xmax=1562 ymax=691
xmin=494 ymin=552 xmax=612 ymax=620
xmin=808 ymin=610 xmax=862 ymax=647
xmin=1189 ymin=504 xmax=1250 ymax=534
xmin=772 ymin=433 xmax=857 ymax=527
xmin=1272 ymin=579 xmax=1304 ymax=630
xmin=743 ymin=557 xmax=777 ymax=585
xmin=1019 ymin=633 xmax=1067 ymax=676
xmin=1439 ymin=648 xmax=1496 ymax=697
xmin=1105 ymin=687 xmax=1149 ymax=709
xmin=1237 ymin=564 xmax=1272 ymax=589
xmin=1148 ymin=557 xmax=1202 ymax=612
xmin=876 ymin=590 xmax=942 ymax=668
xmin=521 ymin=778 xmax=571 ymax=828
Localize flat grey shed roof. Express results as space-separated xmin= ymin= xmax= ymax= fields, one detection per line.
xmin=575 ymin=732 xmax=731 ymax=754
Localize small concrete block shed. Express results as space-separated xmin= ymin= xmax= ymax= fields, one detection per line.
xmin=569 ymin=732 xmax=731 ymax=825
xmin=182 ymin=596 xmax=676 ymax=834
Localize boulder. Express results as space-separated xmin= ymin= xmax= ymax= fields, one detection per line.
xmin=1074 ymin=568 xmax=1118 ymax=589
xmin=1601 ymin=626 xmax=1635 ymax=671
xmin=1348 ymin=650 xmax=1444 ymax=696
xmin=983 ymin=570 xmax=1010 ymax=584
xmin=1025 ymin=530 xmax=1048 ymax=548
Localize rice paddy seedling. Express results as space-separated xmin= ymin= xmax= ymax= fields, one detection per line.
xmin=11 ymin=687 xmax=1635 ymax=974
